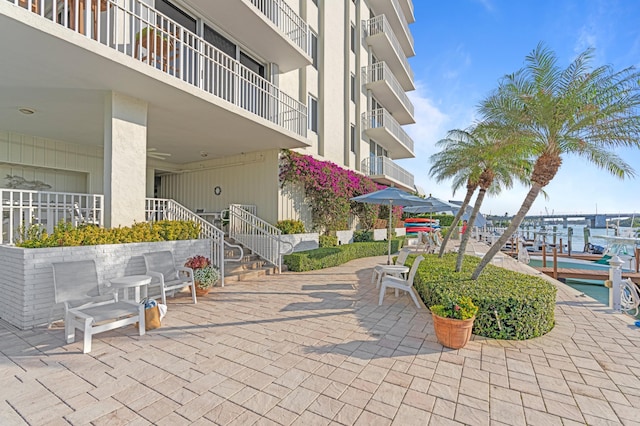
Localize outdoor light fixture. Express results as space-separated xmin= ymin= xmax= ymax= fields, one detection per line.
xmin=18 ymin=108 xmax=35 ymax=115
xmin=200 ymin=151 xmax=208 ymax=158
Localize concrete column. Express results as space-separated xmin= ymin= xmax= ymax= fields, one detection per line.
xmin=104 ymin=92 xmax=148 ymax=228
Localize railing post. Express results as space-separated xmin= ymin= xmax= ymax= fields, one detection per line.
xmin=609 ymin=255 xmax=624 ymax=312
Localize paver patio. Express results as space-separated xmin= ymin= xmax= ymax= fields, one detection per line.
xmin=2 ymin=245 xmax=640 ymax=425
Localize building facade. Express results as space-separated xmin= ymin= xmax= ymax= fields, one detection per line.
xmin=0 ymin=0 xmax=415 ymax=229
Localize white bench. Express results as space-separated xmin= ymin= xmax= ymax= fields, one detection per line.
xmin=52 ymin=260 xmax=145 ymax=354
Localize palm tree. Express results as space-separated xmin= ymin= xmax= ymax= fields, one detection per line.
xmin=453 ymin=127 xmax=532 ymax=272
xmin=471 ymin=43 xmax=640 ymax=280
xmin=428 ymin=129 xmax=481 ymax=257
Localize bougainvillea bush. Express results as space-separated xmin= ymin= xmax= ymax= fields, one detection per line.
xmin=280 ymin=150 xmax=389 ymax=232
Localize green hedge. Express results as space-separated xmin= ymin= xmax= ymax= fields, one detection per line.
xmin=284 ymin=240 xmax=401 ymax=271
xmin=412 ymin=253 xmax=556 ymax=340
xmin=275 ymin=219 xmax=305 ymax=234
xmin=16 ymin=220 xmax=200 ymax=248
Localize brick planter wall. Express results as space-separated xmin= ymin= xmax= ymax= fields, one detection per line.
xmin=0 ymin=239 xmax=211 ymax=330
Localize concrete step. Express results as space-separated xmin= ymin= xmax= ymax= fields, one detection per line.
xmin=224 ymin=266 xmax=277 ymax=282
xmin=225 ymin=258 xmax=266 ymax=274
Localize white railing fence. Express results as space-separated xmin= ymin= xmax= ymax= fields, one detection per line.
xmin=228 ymin=204 xmax=292 ymax=273
xmin=362 ymin=15 xmax=414 ymax=81
xmin=361 ymin=155 xmax=414 ymax=188
xmin=361 ymin=62 xmax=414 ymax=117
xmin=249 ymin=0 xmax=308 ymax=54
xmin=1 ymin=188 xmax=103 ymax=245
xmin=145 ymin=198 xmax=243 ymax=287
xmin=8 ymin=0 xmax=307 ymax=137
xmin=362 ymin=108 xmax=414 ymax=153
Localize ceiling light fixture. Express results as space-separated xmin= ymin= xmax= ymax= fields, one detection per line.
xmin=200 ymin=151 xmax=208 ymax=158
xmin=18 ymin=108 xmax=35 ymax=115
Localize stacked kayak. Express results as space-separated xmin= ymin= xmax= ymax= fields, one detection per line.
xmin=404 ymin=217 xmax=439 ymax=236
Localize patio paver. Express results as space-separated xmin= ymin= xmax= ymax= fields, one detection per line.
xmin=1 ymin=244 xmax=640 ymax=425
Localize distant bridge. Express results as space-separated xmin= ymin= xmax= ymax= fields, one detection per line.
xmin=486 ymin=213 xmax=637 ymax=228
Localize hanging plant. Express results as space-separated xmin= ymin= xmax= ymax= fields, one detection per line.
xmin=279 ymin=150 xmax=383 ymax=233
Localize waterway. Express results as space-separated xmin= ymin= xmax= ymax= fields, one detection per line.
xmin=528 ymin=258 xmax=610 ymax=304
xmin=519 ymin=225 xmax=636 ymax=253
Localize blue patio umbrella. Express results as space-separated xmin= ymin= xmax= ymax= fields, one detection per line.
xmin=351 ymin=187 xmax=433 ymax=264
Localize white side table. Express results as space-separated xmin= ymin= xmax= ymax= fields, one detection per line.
xmin=109 ymin=275 xmax=152 ymax=303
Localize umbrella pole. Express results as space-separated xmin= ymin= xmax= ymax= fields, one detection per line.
xmin=388 ymin=202 xmax=393 ymax=264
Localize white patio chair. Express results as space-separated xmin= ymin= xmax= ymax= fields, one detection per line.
xmin=378 ymin=255 xmax=425 ymax=309
xmin=143 ymin=251 xmax=197 ymax=305
xmin=52 ymin=260 xmax=145 ymax=354
xmin=371 ymin=247 xmax=411 ymax=287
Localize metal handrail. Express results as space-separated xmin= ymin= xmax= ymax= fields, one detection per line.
xmin=362 ymin=15 xmax=414 ymax=81
xmin=1 ymin=188 xmax=104 ymax=245
xmin=249 ymin=0 xmax=309 ymax=54
xmin=361 ymin=108 xmax=414 ymax=153
xmin=8 ymin=0 xmax=307 ymax=138
xmin=145 ymin=198 xmax=243 ymax=287
xmin=361 ymin=62 xmax=414 ymax=117
xmin=228 ymin=204 xmax=292 ymax=272
xmin=361 ymin=155 xmax=414 ymax=188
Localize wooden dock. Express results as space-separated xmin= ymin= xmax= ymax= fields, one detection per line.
xmin=535 ymin=267 xmax=640 ymax=284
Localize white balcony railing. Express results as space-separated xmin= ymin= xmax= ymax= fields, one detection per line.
xmin=361 ymin=156 xmax=414 ymax=189
xmin=362 ymin=62 xmax=414 ymax=117
xmin=249 ymin=0 xmax=309 ymax=55
xmin=362 ymin=15 xmax=414 ymax=81
xmin=1 ymin=188 xmax=103 ymax=245
xmin=389 ymin=0 xmax=413 ymax=49
xmin=7 ymin=0 xmax=307 ymax=138
xmin=362 ymin=108 xmax=414 ymax=154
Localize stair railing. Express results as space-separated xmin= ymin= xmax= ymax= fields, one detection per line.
xmin=145 ymin=198 xmax=243 ymax=287
xmin=228 ymin=204 xmax=293 ymax=273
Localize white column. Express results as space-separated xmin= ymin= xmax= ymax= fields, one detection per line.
xmin=609 ymin=255 xmax=624 ymax=312
xmin=103 ymin=92 xmax=148 ymax=228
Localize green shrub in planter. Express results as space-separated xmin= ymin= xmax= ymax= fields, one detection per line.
xmin=353 ymin=230 xmax=373 ymax=242
xmin=276 ymin=219 xmax=305 ymax=234
xmin=411 ymin=253 xmax=556 ymax=340
xmin=16 ymin=220 xmax=200 ymax=248
xmin=284 ymin=240 xmax=401 ymax=271
xmin=319 ymin=234 xmax=338 ymax=247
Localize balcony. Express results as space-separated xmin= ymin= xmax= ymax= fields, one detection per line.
xmin=362 ymin=62 xmax=414 ymax=124
xmin=190 ymin=0 xmax=311 ymax=72
xmin=1 ymin=0 xmax=310 ymax=162
xmin=367 ymin=0 xmax=414 ymax=56
xmin=363 ymin=15 xmax=414 ymax=91
xmin=397 ymin=0 xmax=415 ymax=24
xmin=361 ymin=156 xmax=414 ymax=191
xmin=362 ymin=108 xmax=414 ymax=159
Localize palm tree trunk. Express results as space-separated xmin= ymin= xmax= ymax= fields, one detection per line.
xmin=455 ymin=189 xmax=486 ymax=272
xmin=438 ymin=187 xmax=476 ymax=257
xmin=471 ymin=183 xmax=543 ymax=279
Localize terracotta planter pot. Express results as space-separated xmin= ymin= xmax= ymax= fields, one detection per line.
xmin=193 ymin=284 xmax=211 ymax=297
xmin=432 ymin=313 xmax=475 ymax=349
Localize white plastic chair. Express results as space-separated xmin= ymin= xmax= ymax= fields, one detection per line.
xmin=143 ymin=251 xmax=197 ymax=305
xmin=52 ymin=260 xmax=145 ymax=354
xmin=371 ymin=247 xmax=411 ymax=286
xmin=378 ymin=255 xmax=425 ymax=309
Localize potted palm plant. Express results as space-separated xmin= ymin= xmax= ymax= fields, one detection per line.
xmin=184 ymin=255 xmax=220 ymax=296
xmin=430 ymin=296 xmax=478 ymax=349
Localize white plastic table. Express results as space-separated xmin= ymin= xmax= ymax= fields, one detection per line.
xmin=109 ymin=275 xmax=152 ymax=303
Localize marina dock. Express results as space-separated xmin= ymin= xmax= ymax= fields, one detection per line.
xmin=535 ymin=267 xmax=640 ymax=284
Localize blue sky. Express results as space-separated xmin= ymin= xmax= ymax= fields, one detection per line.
xmin=400 ymin=0 xmax=640 ymax=216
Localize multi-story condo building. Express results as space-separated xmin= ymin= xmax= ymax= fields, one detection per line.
xmin=0 ymin=0 xmax=415 ymax=233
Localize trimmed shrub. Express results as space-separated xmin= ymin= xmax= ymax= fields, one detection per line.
xmin=284 ymin=240 xmax=401 ymax=271
xmin=353 ymin=230 xmax=374 ymax=242
xmin=412 ymin=253 xmax=556 ymax=340
xmin=16 ymin=220 xmax=200 ymax=248
xmin=276 ymin=219 xmax=306 ymax=234
xmin=319 ymin=234 xmax=338 ymax=247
